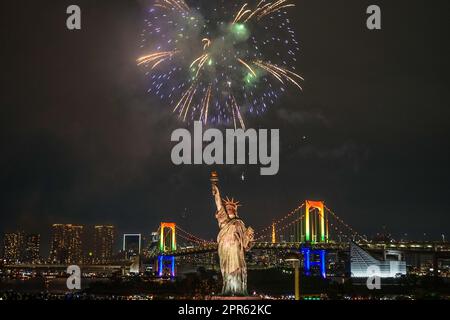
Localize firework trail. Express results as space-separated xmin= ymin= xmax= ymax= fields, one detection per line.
xmin=138 ymin=0 xmax=302 ymax=128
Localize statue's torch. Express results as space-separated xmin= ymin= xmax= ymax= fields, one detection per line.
xmin=210 ymin=171 xmax=219 ymax=195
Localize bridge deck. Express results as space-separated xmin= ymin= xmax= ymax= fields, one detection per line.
xmin=157 ymin=241 xmax=450 ymax=257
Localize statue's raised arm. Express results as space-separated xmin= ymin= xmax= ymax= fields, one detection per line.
xmin=212 ymin=184 xmax=223 ymax=212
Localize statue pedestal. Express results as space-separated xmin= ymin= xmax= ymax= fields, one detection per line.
xmin=209 ymin=296 xmax=262 ymax=300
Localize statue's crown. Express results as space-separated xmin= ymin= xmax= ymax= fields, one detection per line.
xmin=222 ymin=196 xmax=241 ymax=209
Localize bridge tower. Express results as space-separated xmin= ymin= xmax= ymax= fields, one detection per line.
xmin=304 ymin=200 xmax=328 ymax=243
xmin=302 ymin=247 xmax=327 ymax=279
xmin=157 ymin=222 xmax=176 ymax=277
xmin=272 ymin=222 xmax=276 ymax=244
xmin=300 ymin=201 xmax=328 ymax=278
xmin=159 ymin=222 xmax=176 ymax=252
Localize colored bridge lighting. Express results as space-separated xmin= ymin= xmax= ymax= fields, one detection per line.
xmin=158 ymin=255 xmax=163 ymax=277
xmin=320 ymin=250 xmax=326 ymax=279
xmin=305 ymin=200 xmax=327 ymax=243
xmin=160 ymin=222 xmax=176 ymax=252
xmin=171 ymin=256 xmax=175 ymax=277
xmin=302 ymin=248 xmax=326 ymax=279
xmin=302 ymin=248 xmax=311 ymax=276
xmin=158 ymin=255 xmax=175 ymax=278
xmin=158 ymin=223 xmax=177 ymax=277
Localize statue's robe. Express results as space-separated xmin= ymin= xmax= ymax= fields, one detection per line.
xmin=215 ymin=207 xmax=253 ymax=296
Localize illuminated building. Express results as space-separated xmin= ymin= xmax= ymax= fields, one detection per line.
xmin=49 ymin=224 xmax=83 ymax=264
xmin=350 ymin=242 xmax=406 ymax=278
xmin=24 ymin=234 xmax=40 ymax=264
xmin=142 ymin=232 xmax=159 ymax=258
xmin=3 ymin=232 xmax=24 ymax=264
xmin=122 ymin=234 xmax=142 ymax=274
xmin=123 ymin=234 xmax=141 ymax=260
xmin=94 ymin=225 xmax=115 ymax=264
xmin=3 ymin=232 xmax=40 ymax=264
xmin=130 ymin=255 xmax=141 ymax=274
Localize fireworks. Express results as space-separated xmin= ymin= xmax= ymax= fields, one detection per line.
xmin=138 ymin=0 xmax=302 ymax=128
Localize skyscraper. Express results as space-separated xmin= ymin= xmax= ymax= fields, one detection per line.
xmin=49 ymin=224 xmax=83 ymax=264
xmin=3 ymin=232 xmax=24 ymax=264
xmin=94 ymin=225 xmax=115 ymax=264
xmin=24 ymin=234 xmax=40 ymax=264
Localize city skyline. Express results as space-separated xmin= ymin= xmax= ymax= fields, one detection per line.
xmin=2 ymin=205 xmax=448 ymax=256
xmin=2 ymin=218 xmax=447 ymax=265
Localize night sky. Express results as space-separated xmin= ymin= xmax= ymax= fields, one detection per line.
xmin=1 ymin=0 xmax=450 ymax=252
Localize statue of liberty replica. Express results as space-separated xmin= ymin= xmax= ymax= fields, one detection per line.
xmin=210 ymin=172 xmax=254 ymax=296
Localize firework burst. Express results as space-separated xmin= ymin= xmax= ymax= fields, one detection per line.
xmin=138 ymin=0 xmax=303 ymax=129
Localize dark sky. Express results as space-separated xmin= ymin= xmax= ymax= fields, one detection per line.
xmin=1 ymin=0 xmax=450 ymax=253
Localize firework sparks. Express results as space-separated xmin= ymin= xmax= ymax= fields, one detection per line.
xmin=138 ymin=0 xmax=303 ymax=127
xmin=233 ymin=4 xmax=251 ymax=24
xmin=189 ymin=53 xmax=210 ymax=77
xmin=155 ymin=0 xmax=190 ymax=13
xmin=137 ymin=50 xmax=180 ymax=68
xmin=237 ymin=58 xmax=257 ymax=77
xmin=199 ymin=84 xmax=212 ymax=124
xmin=202 ymin=38 xmax=211 ymax=50
xmin=253 ymin=60 xmax=304 ymax=90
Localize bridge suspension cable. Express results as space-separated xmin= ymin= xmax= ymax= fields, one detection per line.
xmin=324 ymin=205 xmax=368 ymax=243
xmin=255 ymin=213 xmax=306 ymax=242
xmin=329 ymin=222 xmax=353 ymax=242
xmin=175 ymin=225 xmax=214 ymax=244
xmin=176 ymin=232 xmax=207 ymax=245
xmin=255 ymin=202 xmax=305 ymax=237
